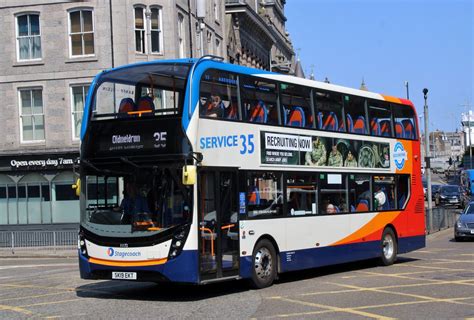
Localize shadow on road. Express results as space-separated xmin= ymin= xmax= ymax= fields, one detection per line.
xmin=75 ymin=257 xmax=418 ymax=301
xmin=76 ymin=278 xmax=250 ymax=301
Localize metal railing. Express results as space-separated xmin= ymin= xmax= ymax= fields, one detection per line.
xmin=0 ymin=230 xmax=77 ymax=255
xmin=426 ymin=207 xmax=458 ymax=234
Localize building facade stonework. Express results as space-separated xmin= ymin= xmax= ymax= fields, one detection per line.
xmin=0 ymin=0 xmax=294 ymax=228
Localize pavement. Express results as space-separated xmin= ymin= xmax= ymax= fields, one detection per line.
xmin=0 ymin=228 xmax=473 ymax=319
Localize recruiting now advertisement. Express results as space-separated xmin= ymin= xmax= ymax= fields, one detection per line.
xmin=260 ymin=131 xmax=391 ymax=169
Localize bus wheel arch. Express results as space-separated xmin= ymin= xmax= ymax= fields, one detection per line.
xmin=249 ymin=235 xmax=280 ymax=289
xmin=379 ymin=225 xmax=398 ymax=266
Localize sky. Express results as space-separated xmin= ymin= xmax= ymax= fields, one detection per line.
xmin=285 ymin=0 xmax=473 ymax=132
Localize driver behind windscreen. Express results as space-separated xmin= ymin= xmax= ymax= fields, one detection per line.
xmin=119 ymin=181 xmax=150 ymax=224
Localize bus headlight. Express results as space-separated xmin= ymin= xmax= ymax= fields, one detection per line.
xmin=78 ymin=232 xmax=88 ymax=258
xmin=168 ymin=225 xmax=190 ymax=260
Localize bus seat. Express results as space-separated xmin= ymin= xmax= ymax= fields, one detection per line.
xmin=370 ymin=118 xmax=380 ymax=136
xmin=249 ymin=101 xmax=268 ymax=123
xmin=395 ymin=121 xmax=405 ymax=138
xmin=346 ymin=114 xmax=354 ymax=133
xmin=323 ymin=112 xmax=338 ymax=131
xmin=317 ymin=112 xmax=323 ymax=129
xmin=136 ymin=96 xmax=155 ymax=113
xmin=287 ymin=106 xmax=305 ymax=127
xmin=353 ymin=116 xmax=366 ymax=134
xmin=356 ymin=199 xmax=369 ymax=212
xmin=226 ymin=102 xmax=238 ymax=120
xmin=118 ymin=98 xmax=135 ymax=114
xmin=379 ymin=119 xmax=391 ymax=137
xmin=248 ymin=186 xmax=260 ymax=205
xmin=402 ymin=119 xmax=415 ymax=139
xmin=350 ymin=204 xmax=356 ymax=212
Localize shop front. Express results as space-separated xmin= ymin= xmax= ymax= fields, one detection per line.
xmin=0 ymin=152 xmax=79 ymax=229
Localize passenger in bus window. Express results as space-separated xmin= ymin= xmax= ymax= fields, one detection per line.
xmin=328 ymin=145 xmax=343 ymax=167
xmin=326 ymin=204 xmax=337 ymax=214
xmin=344 ymin=150 xmax=358 ymax=167
xmin=205 ymin=95 xmax=225 ymax=118
xmin=305 ymin=137 xmax=327 ymax=166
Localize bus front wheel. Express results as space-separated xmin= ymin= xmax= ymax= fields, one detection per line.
xmin=379 ymin=228 xmax=397 ymax=266
xmin=250 ymin=239 xmax=277 ymax=289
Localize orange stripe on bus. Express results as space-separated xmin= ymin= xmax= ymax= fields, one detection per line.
xmin=330 ymin=211 xmax=402 ymax=246
xmin=89 ymin=257 xmax=167 ymax=267
xmin=381 ymin=95 xmax=402 ymax=104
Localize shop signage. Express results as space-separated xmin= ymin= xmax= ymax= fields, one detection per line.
xmin=0 ymin=153 xmax=79 ymax=172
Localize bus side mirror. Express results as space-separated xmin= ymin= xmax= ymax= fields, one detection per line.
xmin=182 ymin=165 xmax=196 ymax=185
xmin=72 ymin=178 xmax=81 ymax=197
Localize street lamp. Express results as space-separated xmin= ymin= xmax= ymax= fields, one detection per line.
xmin=423 ymin=88 xmax=433 ymax=233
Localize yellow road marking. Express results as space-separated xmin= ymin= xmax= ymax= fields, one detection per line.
xmin=0 ymin=291 xmax=67 ymax=302
xmin=393 ymin=264 xmax=469 ymax=272
xmin=20 ymin=298 xmax=80 ymax=308
xmin=261 ymin=296 xmax=474 ymax=319
xmin=270 ymin=296 xmax=395 ymax=320
xmin=0 ymin=304 xmax=34 ymax=316
xmin=328 ymin=282 xmax=474 ymax=307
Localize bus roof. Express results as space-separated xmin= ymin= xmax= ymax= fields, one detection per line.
xmin=96 ymin=58 xmax=414 ymax=108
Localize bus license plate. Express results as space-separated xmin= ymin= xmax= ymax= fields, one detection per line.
xmin=112 ymin=272 xmax=137 ymax=280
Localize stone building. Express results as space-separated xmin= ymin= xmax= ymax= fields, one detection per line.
xmin=225 ymin=0 xmax=295 ymax=73
xmin=0 ymin=0 xmax=226 ymax=228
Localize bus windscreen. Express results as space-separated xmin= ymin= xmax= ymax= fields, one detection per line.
xmin=92 ymin=63 xmax=189 ymax=119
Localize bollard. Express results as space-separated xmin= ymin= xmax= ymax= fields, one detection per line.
xmin=11 ymin=232 xmax=14 ymax=254
xmin=53 ymin=232 xmax=57 ymax=254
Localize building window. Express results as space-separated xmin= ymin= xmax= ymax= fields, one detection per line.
xmin=134 ymin=6 xmax=146 ymax=53
xmin=215 ymin=38 xmax=221 ymax=57
xmin=19 ymin=88 xmax=45 ymax=142
xmin=177 ymin=13 xmax=185 ymax=58
xmin=71 ymin=85 xmax=90 ymax=139
xmin=206 ymin=31 xmax=213 ymax=55
xmin=150 ymin=7 xmax=163 ymax=54
xmin=214 ymin=0 xmax=219 ymax=21
xmin=16 ymin=13 xmax=42 ymax=61
xmin=69 ymin=9 xmax=94 ymax=57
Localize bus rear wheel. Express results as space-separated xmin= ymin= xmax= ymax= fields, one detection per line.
xmin=379 ymin=228 xmax=397 ymax=266
xmin=250 ymin=239 xmax=276 ymax=289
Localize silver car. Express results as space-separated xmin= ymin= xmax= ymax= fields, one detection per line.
xmin=454 ymin=201 xmax=474 ymax=241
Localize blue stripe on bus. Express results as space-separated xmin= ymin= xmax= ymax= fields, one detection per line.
xmin=239 ymin=235 xmax=425 ymax=278
xmin=79 ymin=250 xmax=199 ymax=284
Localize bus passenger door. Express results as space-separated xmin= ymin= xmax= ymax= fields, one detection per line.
xmin=198 ymin=169 xmax=239 ymax=281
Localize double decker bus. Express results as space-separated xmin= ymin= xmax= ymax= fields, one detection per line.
xmin=77 ymin=56 xmax=425 ymax=288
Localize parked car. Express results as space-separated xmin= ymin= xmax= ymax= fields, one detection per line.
xmin=454 ymin=201 xmax=474 ymax=241
xmin=435 ymin=185 xmax=462 ymax=208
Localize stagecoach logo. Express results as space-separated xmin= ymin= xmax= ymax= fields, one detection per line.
xmin=106 ymin=247 xmax=141 ymax=258
xmin=393 ymin=142 xmax=408 ymax=170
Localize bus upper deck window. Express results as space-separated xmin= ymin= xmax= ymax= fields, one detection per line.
xmin=344 ymin=95 xmax=367 ymax=134
xmin=280 ymin=83 xmax=313 ymax=128
xmin=392 ymin=103 xmax=417 ymax=140
xmin=368 ymin=101 xmax=393 ymax=137
xmin=241 ymin=77 xmax=277 ymax=124
xmin=314 ymin=91 xmax=344 ymax=132
xmin=199 ymin=70 xmax=239 ymax=120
